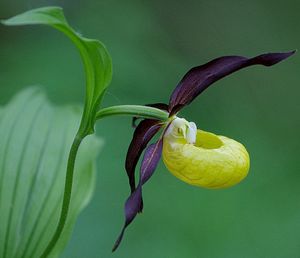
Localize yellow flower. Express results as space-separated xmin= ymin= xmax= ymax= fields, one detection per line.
xmin=113 ymin=51 xmax=294 ymax=251
xmin=162 ymin=118 xmax=249 ymax=189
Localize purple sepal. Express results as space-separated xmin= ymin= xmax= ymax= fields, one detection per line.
xmin=113 ymin=139 xmax=163 ymax=252
xmin=169 ymin=51 xmax=295 ymax=114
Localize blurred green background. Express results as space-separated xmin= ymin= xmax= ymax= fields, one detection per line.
xmin=0 ymin=1 xmax=299 ymax=257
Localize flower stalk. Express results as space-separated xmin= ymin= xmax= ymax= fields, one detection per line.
xmin=41 ymin=133 xmax=83 ymax=258
xmin=96 ymin=105 xmax=169 ymax=121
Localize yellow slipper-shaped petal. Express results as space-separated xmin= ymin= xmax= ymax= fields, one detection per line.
xmin=162 ymin=118 xmax=250 ymax=189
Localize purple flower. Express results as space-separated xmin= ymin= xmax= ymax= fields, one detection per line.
xmin=112 ymin=51 xmax=295 ymax=251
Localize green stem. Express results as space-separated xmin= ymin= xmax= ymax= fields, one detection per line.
xmin=40 ymin=133 xmax=83 ymax=258
xmin=96 ymin=105 xmax=169 ymax=121
xmin=41 ymin=105 xmax=168 ymax=257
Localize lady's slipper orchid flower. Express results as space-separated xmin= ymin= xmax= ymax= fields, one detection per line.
xmin=113 ymin=51 xmax=295 ymax=251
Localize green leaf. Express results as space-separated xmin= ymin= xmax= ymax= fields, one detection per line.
xmin=2 ymin=6 xmax=113 ymax=135
xmin=0 ymin=88 xmax=102 ymax=258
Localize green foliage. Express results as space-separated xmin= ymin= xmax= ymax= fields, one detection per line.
xmin=1 ymin=6 xmax=169 ymax=257
xmin=2 ymin=7 xmax=114 ymax=256
xmin=0 ymin=88 xmax=102 ymax=258
xmin=2 ymin=6 xmax=113 ymax=135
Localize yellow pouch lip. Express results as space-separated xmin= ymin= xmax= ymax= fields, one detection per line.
xmin=162 ymin=129 xmax=250 ymax=189
xmin=194 ymin=130 xmax=224 ymax=149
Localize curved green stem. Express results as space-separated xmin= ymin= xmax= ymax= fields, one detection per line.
xmin=41 ymin=104 xmax=168 ymax=257
xmin=96 ymin=105 xmax=169 ymax=121
xmin=41 ymin=133 xmax=83 ymax=258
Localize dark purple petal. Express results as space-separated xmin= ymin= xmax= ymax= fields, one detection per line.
xmin=132 ymin=103 xmax=169 ymax=128
xmin=113 ymin=139 xmax=163 ymax=252
xmin=112 ymin=186 xmax=142 ymax=252
xmin=126 ymin=119 xmax=161 ymax=193
xmin=140 ymin=140 xmax=163 ymax=184
xmin=169 ymin=51 xmax=295 ymax=114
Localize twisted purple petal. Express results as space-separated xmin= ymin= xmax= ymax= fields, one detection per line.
xmin=169 ymin=51 xmax=295 ymax=114
xmin=126 ymin=119 xmax=161 ymax=193
xmin=113 ymin=138 xmax=163 ymax=252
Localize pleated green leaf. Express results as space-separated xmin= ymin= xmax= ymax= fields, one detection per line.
xmin=2 ymin=6 xmax=112 ymax=135
xmin=0 ymin=88 xmax=102 ymax=258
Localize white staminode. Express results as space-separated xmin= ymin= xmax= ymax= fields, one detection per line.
xmin=186 ymin=121 xmax=197 ymax=143
xmin=164 ymin=117 xmax=197 ymax=144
